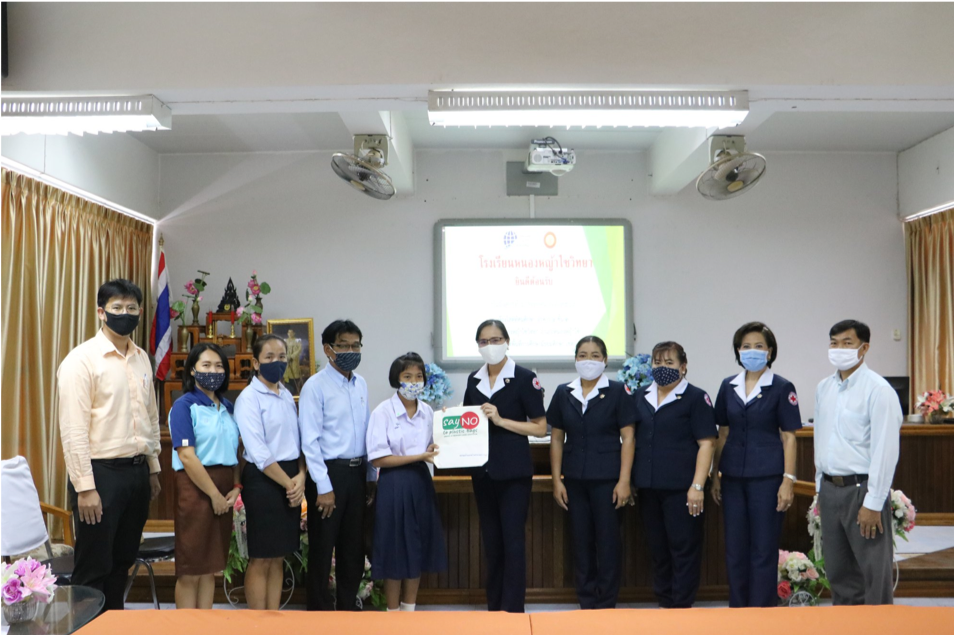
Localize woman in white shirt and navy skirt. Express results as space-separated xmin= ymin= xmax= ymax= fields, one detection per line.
xmin=234 ymin=334 xmax=307 ymax=610
xmin=366 ymin=352 xmax=447 ymax=611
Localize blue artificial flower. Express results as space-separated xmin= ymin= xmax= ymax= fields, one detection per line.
xmin=421 ymin=363 xmax=454 ymax=406
xmin=617 ymin=353 xmax=653 ymax=392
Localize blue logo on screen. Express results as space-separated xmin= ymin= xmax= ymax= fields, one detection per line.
xmin=503 ymin=231 xmax=517 ymax=248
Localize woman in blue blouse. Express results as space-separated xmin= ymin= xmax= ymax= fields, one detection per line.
xmin=235 ymin=334 xmax=306 ymax=610
xmin=710 ymin=322 xmax=801 ymax=607
xmin=170 ymin=343 xmax=241 ymax=609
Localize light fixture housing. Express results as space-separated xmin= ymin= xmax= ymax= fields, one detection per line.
xmin=428 ymin=90 xmax=748 ymax=129
xmin=0 ymin=95 xmax=172 ymax=136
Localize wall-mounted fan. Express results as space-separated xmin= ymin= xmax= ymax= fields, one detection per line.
xmin=696 ymin=135 xmax=766 ymax=201
xmin=331 ymin=134 xmax=396 ymax=200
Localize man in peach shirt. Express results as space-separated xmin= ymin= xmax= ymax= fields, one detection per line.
xmin=57 ymin=279 xmax=162 ymax=610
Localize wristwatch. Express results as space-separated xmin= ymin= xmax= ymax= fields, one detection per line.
xmin=691 ymin=483 xmax=704 ymax=492
xmin=783 ymin=473 xmax=797 ymax=483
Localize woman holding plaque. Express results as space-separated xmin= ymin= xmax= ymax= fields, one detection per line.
xmin=463 ymin=319 xmax=548 ymax=613
xmin=548 ymin=335 xmax=636 ymax=609
xmin=366 ymin=352 xmax=446 ymax=611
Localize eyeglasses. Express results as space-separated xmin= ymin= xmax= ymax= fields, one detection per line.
xmin=477 ymin=337 xmax=506 ymax=347
xmin=331 ymin=342 xmax=363 ymax=352
xmin=106 ymin=305 xmax=141 ymax=315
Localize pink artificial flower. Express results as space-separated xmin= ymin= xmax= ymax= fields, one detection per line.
xmin=170 ymin=309 xmax=180 ymax=319
xmin=252 ymin=270 xmax=258 ymax=276
xmin=777 ymin=581 xmax=792 ymax=600
xmin=197 ymin=296 xmax=203 ymax=302
xmin=778 ymin=551 xmax=789 ymax=566
xmin=185 ymin=281 xmax=198 ymax=295
xmin=20 ymin=567 xmax=55 ymax=601
xmin=248 ymin=279 xmax=257 ymax=290
xmin=234 ymin=494 xmax=244 ymax=512
xmin=804 ymin=568 xmax=819 ymax=580
xmin=250 ymin=284 xmax=261 ymax=296
xmin=3 ymin=578 xmax=25 ymax=605
xmin=251 ymin=313 xmax=262 ymax=326
xmin=235 ymin=306 xmax=244 ymax=317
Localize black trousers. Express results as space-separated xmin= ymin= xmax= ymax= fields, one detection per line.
xmin=68 ymin=460 xmax=151 ymax=611
xmin=564 ymin=479 xmax=623 ymax=609
xmin=722 ymin=475 xmax=785 ymax=607
xmin=472 ymin=473 xmax=532 ymax=613
xmin=306 ymin=463 xmax=367 ymax=611
xmin=638 ymin=487 xmax=705 ymax=608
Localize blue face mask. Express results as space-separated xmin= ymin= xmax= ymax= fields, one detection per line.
xmin=739 ymin=349 xmax=769 ymax=372
xmin=258 ymin=360 xmax=287 ymax=384
xmin=651 ymin=365 xmax=681 ymax=387
xmin=331 ymin=351 xmax=361 ymax=372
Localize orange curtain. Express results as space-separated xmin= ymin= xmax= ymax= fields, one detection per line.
xmin=906 ymin=207 xmax=954 ymax=405
xmin=1 ymin=168 xmax=154 ymax=534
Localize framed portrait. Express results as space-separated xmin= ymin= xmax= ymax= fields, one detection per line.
xmin=266 ymin=318 xmax=318 ymax=399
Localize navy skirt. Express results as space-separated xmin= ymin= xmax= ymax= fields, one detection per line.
xmin=242 ymin=459 xmax=302 ymax=559
xmin=372 ymin=462 xmax=447 ymax=580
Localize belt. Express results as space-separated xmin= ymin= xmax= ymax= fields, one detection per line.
xmin=92 ymin=455 xmax=147 ymax=466
xmin=327 ymin=457 xmax=364 ymax=468
xmin=823 ymin=473 xmax=868 ymax=487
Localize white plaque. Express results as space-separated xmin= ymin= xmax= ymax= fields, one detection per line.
xmin=432 ymin=406 xmax=489 ymax=469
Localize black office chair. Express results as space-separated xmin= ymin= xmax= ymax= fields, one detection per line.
xmin=123 ymin=536 xmax=175 ymax=609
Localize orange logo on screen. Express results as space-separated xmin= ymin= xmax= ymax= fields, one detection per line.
xmin=460 ymin=411 xmax=481 ymax=430
xmin=543 ymin=232 xmax=557 ymax=248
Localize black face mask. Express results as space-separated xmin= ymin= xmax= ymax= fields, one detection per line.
xmin=104 ymin=312 xmax=140 ymax=336
xmin=258 ymin=361 xmax=287 ymax=384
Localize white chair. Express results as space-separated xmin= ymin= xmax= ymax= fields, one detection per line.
xmin=1 ymin=456 xmax=74 ymax=580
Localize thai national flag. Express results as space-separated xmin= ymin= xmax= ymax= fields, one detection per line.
xmin=150 ymin=242 xmax=172 ymax=380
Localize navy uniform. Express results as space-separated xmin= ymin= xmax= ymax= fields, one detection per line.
xmin=714 ymin=370 xmax=801 ymax=607
xmin=464 ymin=357 xmax=546 ymax=613
xmin=632 ymin=379 xmax=717 ymax=609
xmin=547 ymin=375 xmax=636 ymax=609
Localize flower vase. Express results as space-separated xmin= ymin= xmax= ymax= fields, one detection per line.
xmin=787 ymin=590 xmax=816 ymax=607
xmin=191 ymin=300 xmax=200 ymax=325
xmin=178 ymin=327 xmax=191 ymax=352
xmin=927 ymin=411 xmax=945 ymax=425
xmin=244 ymin=325 xmax=256 ymax=351
xmin=3 ymin=597 xmax=39 ymax=624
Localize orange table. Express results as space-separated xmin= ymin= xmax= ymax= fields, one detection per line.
xmin=77 ymin=609 xmax=532 ymax=635
xmin=531 ymin=606 xmax=954 ymax=635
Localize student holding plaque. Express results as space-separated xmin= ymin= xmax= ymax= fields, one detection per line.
xmin=366 ymin=352 xmax=446 ymax=611
xmin=463 ymin=319 xmax=548 ymax=614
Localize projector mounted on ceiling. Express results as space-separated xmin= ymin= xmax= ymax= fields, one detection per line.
xmin=525 ymin=137 xmax=575 ymax=176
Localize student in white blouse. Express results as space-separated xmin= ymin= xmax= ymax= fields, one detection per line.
xmin=814 ymin=319 xmax=903 ymax=605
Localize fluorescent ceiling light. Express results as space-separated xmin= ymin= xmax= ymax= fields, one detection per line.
xmin=0 ymin=95 xmax=171 ymax=136
xmin=903 ymin=200 xmax=954 ymax=222
xmin=428 ymin=90 xmax=748 ymax=129
xmin=1 ymin=157 xmax=157 ymax=225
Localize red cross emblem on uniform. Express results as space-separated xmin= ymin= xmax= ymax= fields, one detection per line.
xmin=704 ymin=394 xmax=713 ymax=407
xmin=532 ymin=377 xmax=543 ymax=391
xmin=788 ymin=392 xmax=799 ymax=406
xmin=624 ymin=385 xmax=632 ymax=395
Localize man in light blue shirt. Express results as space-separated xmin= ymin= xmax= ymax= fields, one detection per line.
xmin=814 ymin=319 xmax=903 ymax=605
xmin=299 ymin=319 xmax=374 ymax=611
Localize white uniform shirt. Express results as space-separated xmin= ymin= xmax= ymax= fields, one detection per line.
xmin=568 ymin=374 xmax=610 ymax=414
xmin=813 ymin=363 xmax=903 ymax=510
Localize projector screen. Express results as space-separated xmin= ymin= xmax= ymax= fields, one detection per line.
xmin=434 ymin=219 xmax=633 ymax=369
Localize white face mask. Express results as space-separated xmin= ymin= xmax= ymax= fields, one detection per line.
xmin=575 ymin=360 xmax=606 ymax=381
xmin=479 ymin=343 xmax=508 ymax=365
xmin=828 ymin=347 xmax=863 ymax=371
